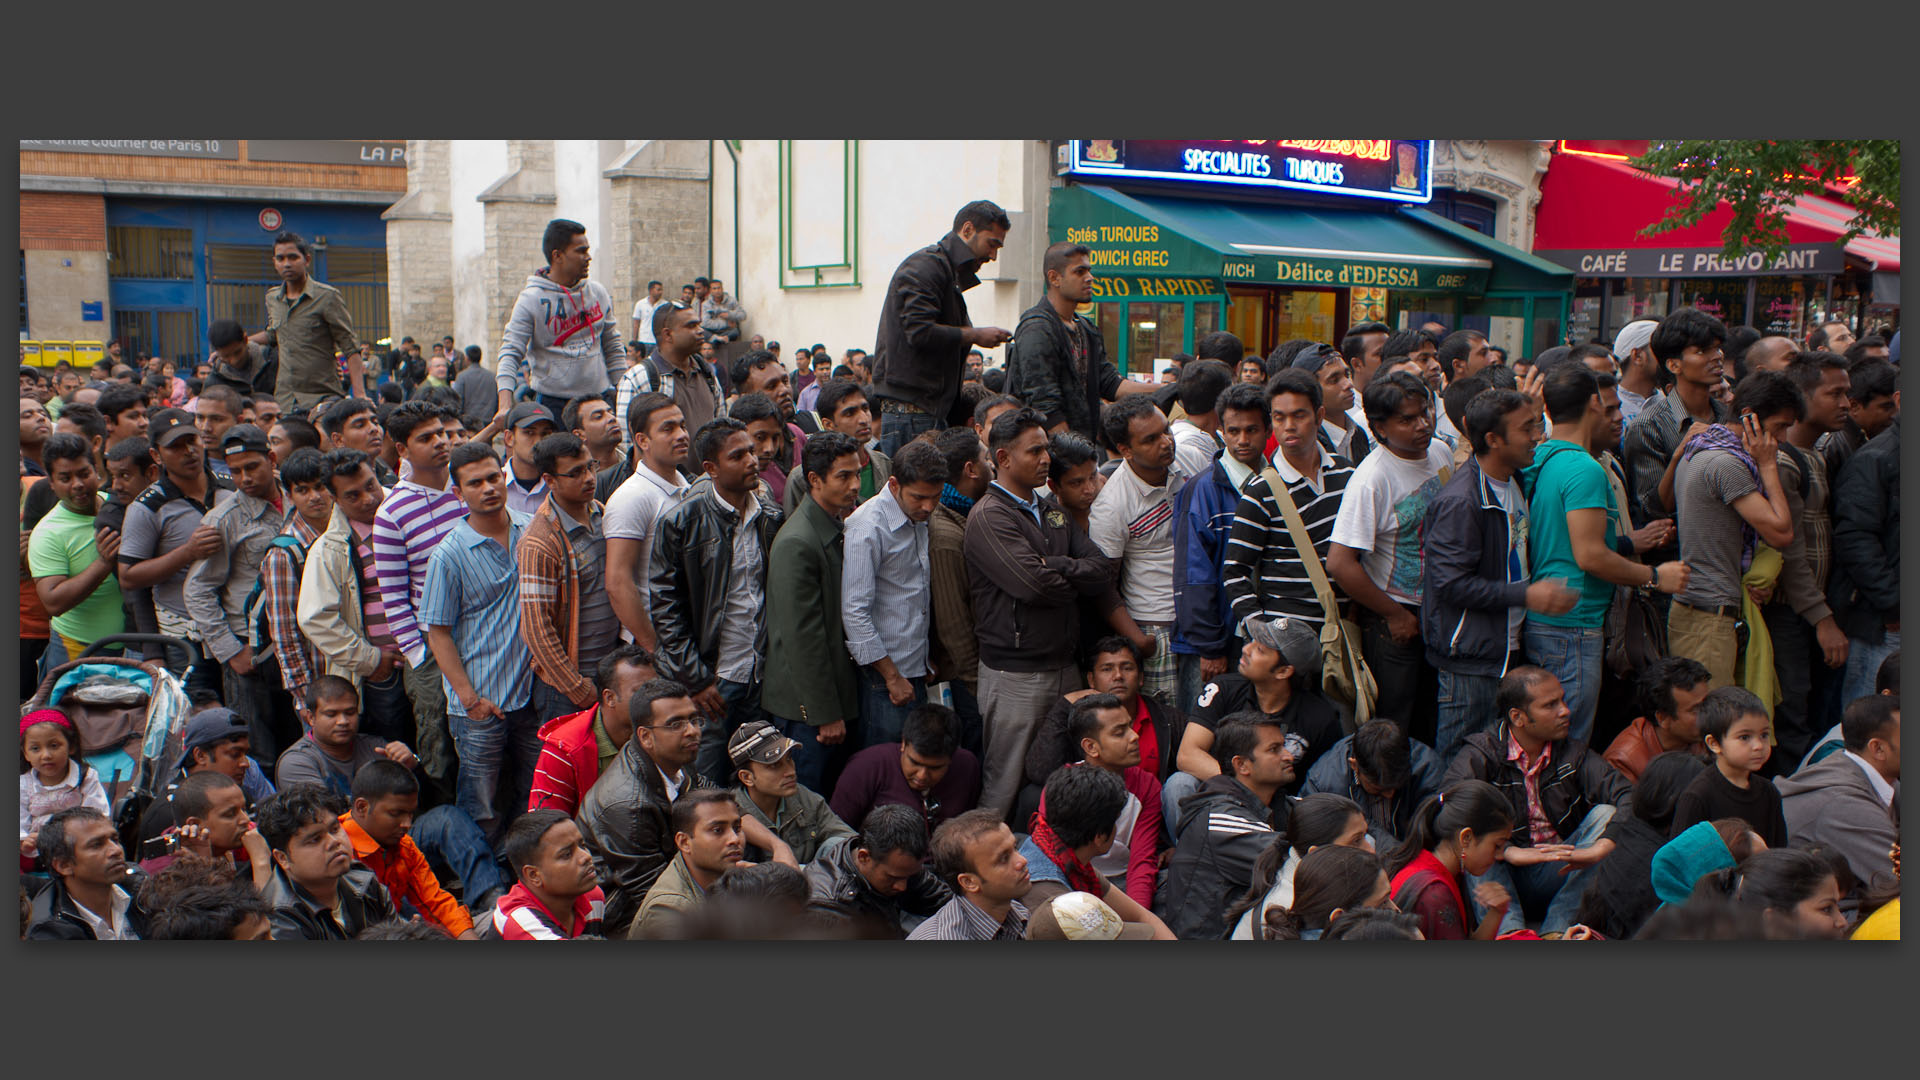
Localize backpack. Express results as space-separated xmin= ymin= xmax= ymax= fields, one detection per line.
xmin=243 ymin=533 xmax=310 ymax=652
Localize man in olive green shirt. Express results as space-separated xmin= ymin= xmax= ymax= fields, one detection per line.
xmin=728 ymin=720 xmax=853 ymax=864
xmin=251 ymin=231 xmax=363 ymax=411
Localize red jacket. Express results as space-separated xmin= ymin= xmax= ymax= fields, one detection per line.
xmin=492 ymin=883 xmax=605 ymax=940
xmin=1390 ymin=849 xmax=1469 ymax=941
xmin=528 ymin=705 xmax=603 ymax=816
xmin=1036 ymin=763 xmax=1162 ymax=911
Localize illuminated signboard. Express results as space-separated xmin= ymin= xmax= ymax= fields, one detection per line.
xmin=1067 ymin=140 xmax=1433 ymax=204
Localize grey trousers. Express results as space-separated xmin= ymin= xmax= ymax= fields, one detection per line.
xmin=978 ymin=663 xmax=1083 ymax=822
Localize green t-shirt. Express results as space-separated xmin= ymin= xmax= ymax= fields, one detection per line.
xmin=28 ymin=498 xmax=125 ymax=648
xmin=1520 ymin=440 xmax=1618 ymax=628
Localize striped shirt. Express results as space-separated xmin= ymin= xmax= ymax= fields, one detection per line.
xmin=370 ymin=477 xmax=467 ymax=666
xmin=1088 ymin=462 xmax=1186 ymax=624
xmin=348 ymin=519 xmax=398 ymax=650
xmin=906 ymin=895 xmax=1029 ymax=941
xmin=262 ymin=513 xmax=323 ymax=697
xmin=1221 ymin=446 xmax=1355 ymax=631
xmin=419 ymin=512 xmax=535 ymax=717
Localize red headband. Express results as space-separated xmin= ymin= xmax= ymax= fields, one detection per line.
xmin=20 ymin=709 xmax=76 ymax=740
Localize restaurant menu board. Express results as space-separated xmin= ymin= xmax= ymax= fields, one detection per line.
xmin=1069 ymin=140 xmax=1432 ymax=204
xmin=1754 ymin=276 xmax=1811 ymax=340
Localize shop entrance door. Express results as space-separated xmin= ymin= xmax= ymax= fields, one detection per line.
xmin=1227 ymin=285 xmax=1343 ymax=359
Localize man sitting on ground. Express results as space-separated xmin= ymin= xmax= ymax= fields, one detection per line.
xmin=908 ymin=809 xmax=1033 ymax=940
xmin=274 ymin=675 xmax=420 ymax=800
xmin=27 ymin=807 xmax=149 ymax=940
xmin=1300 ymin=717 xmax=1445 ymax=849
xmin=341 ymin=760 xmax=487 ymax=939
xmin=1031 ymin=694 xmax=1163 ymax=911
xmin=1777 ymin=695 xmax=1901 ymax=892
xmin=631 ymin=788 xmax=748 ymax=939
xmin=804 ymin=803 xmax=953 ymax=938
xmin=1018 ymin=763 xmax=1177 ymax=938
xmin=729 ymin=720 xmax=855 ymax=865
xmin=528 ymin=645 xmax=656 ymax=815
xmin=493 ymin=808 xmax=606 ymax=940
xmin=256 ymin=782 xmax=397 ymax=940
xmin=830 ymin=704 xmax=982 ymax=836
xmin=137 ymin=770 xmax=273 ymax=890
xmin=1163 ymin=714 xmax=1293 ymax=939
xmin=1602 ymin=657 xmax=1712 ymax=782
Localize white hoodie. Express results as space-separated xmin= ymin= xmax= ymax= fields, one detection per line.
xmin=494 ymin=270 xmax=627 ymax=400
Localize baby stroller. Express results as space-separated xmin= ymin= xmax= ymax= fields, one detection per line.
xmin=23 ymin=635 xmax=196 ymax=855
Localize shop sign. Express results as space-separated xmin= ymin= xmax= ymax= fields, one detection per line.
xmin=1067 ymin=140 xmax=1432 ymax=204
xmin=247 ymin=140 xmax=408 ymax=166
xmin=21 ymin=138 xmax=238 ymax=159
xmin=1088 ymin=276 xmax=1221 ymax=299
xmin=1249 ymin=255 xmax=1487 ymax=294
xmin=1057 ymin=216 xmax=1222 ymax=281
xmin=1535 ymin=244 xmax=1844 ymax=277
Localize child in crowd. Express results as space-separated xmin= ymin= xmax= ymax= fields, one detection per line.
xmin=1670 ymin=688 xmax=1789 ymax=848
xmin=1385 ymin=780 xmax=1516 ymax=941
xmin=19 ymin=709 xmax=109 ymax=863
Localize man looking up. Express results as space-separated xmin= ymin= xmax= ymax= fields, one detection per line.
xmin=910 ymin=809 xmax=1033 ymax=940
xmin=493 ymin=218 xmax=626 ymax=423
xmin=1622 ymin=307 xmax=1730 ymax=540
xmin=493 ymin=809 xmax=605 ymax=940
xmin=631 ymin=788 xmax=746 ymax=939
xmin=256 ymin=783 xmax=397 ymax=940
xmin=564 ymin=393 xmax=624 ymax=478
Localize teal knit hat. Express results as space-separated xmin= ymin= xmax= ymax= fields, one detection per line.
xmin=1651 ymin=821 xmax=1737 ymax=906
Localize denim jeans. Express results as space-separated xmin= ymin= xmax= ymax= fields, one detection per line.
xmin=1172 ymin=653 xmax=1211 ymax=720
xmin=532 ymin=676 xmax=587 ymax=727
xmin=769 ymin=714 xmax=852 ymax=797
xmin=858 ymin=669 xmax=927 ymax=750
xmin=448 ymin=704 xmax=543 ymax=845
xmin=1522 ymin=620 xmax=1604 ymax=746
xmin=695 ymin=678 xmax=765 ymax=786
xmin=1161 ymin=770 xmax=1201 ymax=837
xmin=1358 ymin=606 xmax=1440 ymax=747
xmin=1843 ymin=628 xmax=1900 ymax=711
xmin=1435 ymin=666 xmax=1507 ymax=765
xmin=1467 ymin=804 xmax=1615 ymax=935
xmin=949 ymin=681 xmax=985 ymax=760
xmin=877 ymin=408 xmax=940 ymax=458
xmin=360 ymin=668 xmax=417 ymax=750
xmin=409 ymin=803 xmax=510 ymax=914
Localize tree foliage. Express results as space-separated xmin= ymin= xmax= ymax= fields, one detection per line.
xmin=1626 ymin=140 xmax=1899 ymax=261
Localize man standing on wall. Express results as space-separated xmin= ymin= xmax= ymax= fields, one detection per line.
xmin=252 ymin=232 xmax=363 ymax=412
xmin=493 ymin=219 xmax=627 ymax=424
xmin=1005 ymin=242 xmax=1156 ymax=442
xmin=869 ymin=201 xmax=1014 ymax=456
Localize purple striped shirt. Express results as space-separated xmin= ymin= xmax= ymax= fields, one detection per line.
xmin=370 ymin=478 xmax=467 ymax=665
xmin=348 ymin=520 xmax=398 ymax=650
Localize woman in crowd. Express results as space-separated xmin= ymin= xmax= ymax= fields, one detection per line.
xmin=1575 ymin=752 xmax=1707 ymax=940
xmin=1384 ymin=780 xmax=1514 ymax=940
xmin=1690 ymin=846 xmax=1851 ymax=940
xmin=1225 ymin=794 xmax=1371 ymax=940
xmin=1258 ymin=845 xmax=1393 ymax=941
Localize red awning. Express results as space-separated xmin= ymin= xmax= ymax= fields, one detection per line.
xmin=1535 ymin=150 xmax=1898 ymax=273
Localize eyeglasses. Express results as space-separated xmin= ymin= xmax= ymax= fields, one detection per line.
xmin=552 ymin=464 xmax=597 ymax=481
xmin=650 ymin=716 xmax=704 ymax=733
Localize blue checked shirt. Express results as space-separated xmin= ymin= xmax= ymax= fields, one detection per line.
xmin=841 ymin=489 xmax=932 ymax=678
xmin=420 ymin=511 xmax=535 ymax=717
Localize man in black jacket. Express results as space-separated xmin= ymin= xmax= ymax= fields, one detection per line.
xmin=1830 ymin=416 xmax=1899 ymax=706
xmin=26 ymin=808 xmax=150 ymax=940
xmin=254 ymin=783 xmax=397 ymax=940
xmin=1006 ymin=242 xmax=1156 ymax=441
xmin=1162 ymin=714 xmax=1291 ymax=939
xmin=869 ymin=201 xmax=1014 ymax=456
xmin=1423 ymin=387 xmax=1577 ymax=762
xmin=1443 ymin=666 xmax=1631 ymax=937
xmin=803 ymin=804 xmax=952 ymax=939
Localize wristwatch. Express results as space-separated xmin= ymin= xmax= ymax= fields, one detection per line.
xmin=1639 ymin=564 xmax=1660 ymax=595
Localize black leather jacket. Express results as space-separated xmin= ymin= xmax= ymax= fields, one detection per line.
xmin=1023 ymin=691 xmax=1187 ymax=790
xmin=803 ymin=837 xmax=952 ymax=939
xmin=646 ymin=477 xmax=783 ymax=693
xmin=260 ymin=865 xmax=395 ymax=940
xmin=869 ymin=231 xmax=984 ymax=425
xmin=26 ymin=874 xmax=152 ymax=940
xmin=576 ymin=738 xmax=715 ymax=937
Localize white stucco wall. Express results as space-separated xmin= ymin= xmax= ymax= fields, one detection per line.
xmin=553 ymin=140 xmax=605 ymax=259
xmin=448 ymin=139 xmax=508 ymax=354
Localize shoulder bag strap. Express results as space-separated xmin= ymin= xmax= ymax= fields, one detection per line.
xmin=1261 ymin=466 xmax=1340 ymax=625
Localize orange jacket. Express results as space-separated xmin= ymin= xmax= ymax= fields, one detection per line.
xmin=340 ymin=812 xmax=474 ymax=937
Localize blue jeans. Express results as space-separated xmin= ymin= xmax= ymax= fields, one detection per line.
xmin=409 ymin=803 xmax=510 ymax=914
xmin=949 ymin=681 xmax=985 ymax=760
xmin=858 ymin=669 xmax=927 ymax=750
xmin=769 ymin=714 xmax=852 ymax=797
xmin=1172 ymin=653 xmax=1209 ymax=720
xmin=448 ymin=704 xmax=543 ymax=845
xmin=1522 ymin=621 xmax=1604 ymax=746
xmin=877 ymin=408 xmax=940 ymax=458
xmin=1161 ymin=770 xmax=1201 ymax=836
xmin=1842 ymin=628 xmax=1900 ymax=710
xmin=695 ymin=678 xmax=765 ymax=785
xmin=1467 ymin=804 xmax=1615 ymax=935
xmin=360 ymin=668 xmax=416 ymax=749
xmin=1435 ymin=667 xmax=1506 ymax=765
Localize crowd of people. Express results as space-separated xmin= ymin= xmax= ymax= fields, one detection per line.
xmin=17 ymin=202 xmax=1900 ymax=942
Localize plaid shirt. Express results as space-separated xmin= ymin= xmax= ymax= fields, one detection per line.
xmin=263 ymin=513 xmax=324 ymax=697
xmin=517 ymin=496 xmax=601 ymax=708
xmin=905 ymin=895 xmax=1028 ymax=941
xmin=1506 ymin=728 xmax=1560 ymax=846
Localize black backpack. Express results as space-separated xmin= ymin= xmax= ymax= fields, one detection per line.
xmin=242 ymin=533 xmax=310 ymax=652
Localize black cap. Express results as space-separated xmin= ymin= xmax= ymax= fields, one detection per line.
xmin=220 ymin=424 xmax=271 ymax=458
xmin=507 ymin=402 xmax=558 ymax=431
xmin=148 ymin=408 xmax=198 ymax=447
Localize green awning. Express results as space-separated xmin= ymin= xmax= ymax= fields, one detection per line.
xmin=1050 ymin=184 xmax=1572 ymax=296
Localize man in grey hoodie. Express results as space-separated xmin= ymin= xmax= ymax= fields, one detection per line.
xmin=1777 ymin=694 xmax=1900 ymax=892
xmin=494 ymin=219 xmax=627 ymax=424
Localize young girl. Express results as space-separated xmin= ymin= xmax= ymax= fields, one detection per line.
xmin=1385 ymin=780 xmax=1515 ymax=940
xmin=19 ymin=709 xmax=109 ymax=862
xmin=1690 ymin=846 xmax=1849 ymax=939
xmin=1224 ymin=794 xmax=1371 ymax=940
xmin=1259 ymin=845 xmax=1392 ymax=941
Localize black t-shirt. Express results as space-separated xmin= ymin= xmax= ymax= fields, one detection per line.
xmin=1670 ymin=766 xmax=1789 ymax=849
xmin=1190 ymin=673 xmax=1343 ymax=792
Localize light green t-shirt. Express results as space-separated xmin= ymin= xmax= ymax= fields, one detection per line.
xmin=28 ymin=498 xmax=125 ymax=648
xmin=1520 ymin=440 xmax=1618 ymax=628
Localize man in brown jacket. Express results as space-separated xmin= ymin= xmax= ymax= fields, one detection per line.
xmin=963 ymin=407 xmax=1117 ymax=822
xmin=930 ymin=427 xmax=995 ymax=759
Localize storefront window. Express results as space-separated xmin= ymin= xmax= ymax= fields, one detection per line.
xmin=1606 ymin=277 xmax=1671 ymax=342
xmin=1390 ymin=294 xmax=1458 ymax=335
xmin=1226 ymin=287 xmax=1269 ymax=360
xmin=1673 ymin=278 xmax=1747 ymax=329
xmin=1193 ymin=299 xmax=1221 ymax=341
xmin=1128 ymin=302 xmax=1186 ymax=378
xmin=1274 ymin=289 xmax=1337 ymax=347
xmin=1754 ymin=275 xmax=1819 ymax=340
xmin=1092 ymin=302 xmax=1123 ymax=372
xmin=1568 ymin=278 xmax=1604 ymax=344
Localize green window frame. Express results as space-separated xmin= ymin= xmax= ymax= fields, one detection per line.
xmin=777 ymin=140 xmax=860 ymax=290
xmin=1092 ymin=296 xmax=1225 ymax=377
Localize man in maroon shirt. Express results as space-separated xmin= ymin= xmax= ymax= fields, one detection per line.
xmin=829 ymin=704 xmax=981 ymax=833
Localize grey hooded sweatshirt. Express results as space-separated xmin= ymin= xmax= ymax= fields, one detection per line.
xmin=494 ymin=269 xmax=627 ymax=400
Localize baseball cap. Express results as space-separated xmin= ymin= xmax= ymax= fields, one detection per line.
xmin=1245 ymin=616 xmax=1322 ymax=681
xmin=148 ymin=408 xmax=198 ymax=447
xmin=727 ymin=720 xmax=800 ymax=770
xmin=1289 ymin=343 xmax=1340 ymax=374
xmin=220 ymin=424 xmax=271 ymax=458
xmin=1027 ymin=891 xmax=1155 ymax=940
xmin=180 ymin=707 xmax=249 ymax=758
xmin=507 ymin=402 xmax=558 ymax=431
xmin=1612 ymin=320 xmax=1658 ymax=361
